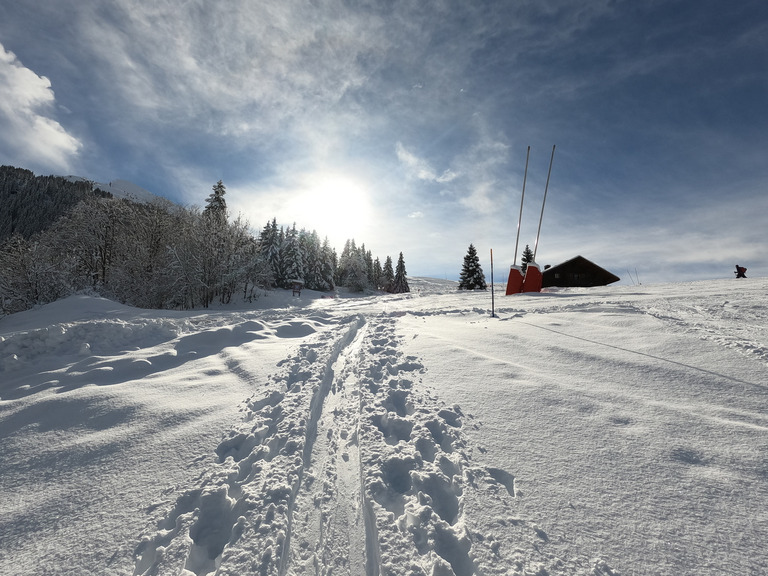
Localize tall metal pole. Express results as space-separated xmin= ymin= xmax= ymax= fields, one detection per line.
xmin=533 ymin=145 xmax=556 ymax=260
xmin=490 ymin=249 xmax=497 ymax=317
xmin=513 ymin=146 xmax=530 ymax=266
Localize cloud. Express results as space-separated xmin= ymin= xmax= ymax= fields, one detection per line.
xmin=435 ymin=170 xmax=459 ymax=184
xmin=69 ymin=1 xmax=393 ymax=140
xmin=0 ymin=43 xmax=81 ymax=171
xmin=395 ymin=142 xmax=460 ymax=184
xmin=459 ymin=181 xmax=497 ymax=215
xmin=395 ymin=142 xmax=438 ymax=181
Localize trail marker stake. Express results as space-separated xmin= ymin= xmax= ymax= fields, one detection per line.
xmin=490 ymin=248 xmax=497 ymax=317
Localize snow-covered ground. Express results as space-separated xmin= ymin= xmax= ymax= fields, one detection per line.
xmin=1 ymin=277 xmax=767 ymax=576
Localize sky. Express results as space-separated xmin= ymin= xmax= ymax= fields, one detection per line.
xmin=1 ymin=0 xmax=766 ymax=284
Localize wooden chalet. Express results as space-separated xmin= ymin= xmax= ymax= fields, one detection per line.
xmin=542 ymin=255 xmax=620 ymax=288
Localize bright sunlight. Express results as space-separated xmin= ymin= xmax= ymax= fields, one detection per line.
xmin=285 ymin=174 xmax=373 ymax=249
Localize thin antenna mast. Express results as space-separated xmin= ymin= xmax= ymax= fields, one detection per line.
xmin=533 ymin=145 xmax=556 ymax=260
xmin=513 ymin=146 xmax=530 ymax=266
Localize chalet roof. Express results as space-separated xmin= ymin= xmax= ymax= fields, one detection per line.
xmin=542 ymin=255 xmax=620 ymax=287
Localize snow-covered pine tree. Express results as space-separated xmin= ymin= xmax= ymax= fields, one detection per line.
xmin=318 ymin=237 xmax=336 ymax=291
xmin=335 ymin=239 xmax=356 ymax=287
xmin=372 ymin=257 xmax=382 ymax=291
xmin=258 ymin=218 xmax=281 ymax=286
xmin=392 ymin=252 xmax=410 ymax=293
xmin=299 ymin=229 xmax=319 ymax=289
xmin=273 ymin=225 xmax=286 ymax=287
xmin=521 ymin=244 xmax=534 ymax=274
xmin=345 ymin=253 xmax=368 ymax=292
xmin=361 ymin=244 xmax=374 ymax=283
xmin=204 ymin=180 xmax=227 ymax=221
xmin=381 ymin=255 xmax=394 ymax=292
xmin=458 ymin=243 xmax=487 ymax=290
xmin=280 ymin=223 xmax=304 ymax=288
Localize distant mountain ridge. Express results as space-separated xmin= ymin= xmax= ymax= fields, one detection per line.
xmin=64 ymin=176 xmax=162 ymax=204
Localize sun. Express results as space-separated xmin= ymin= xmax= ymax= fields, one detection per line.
xmin=286 ymin=173 xmax=373 ymax=249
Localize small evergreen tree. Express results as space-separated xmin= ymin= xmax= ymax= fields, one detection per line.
xmin=381 ymin=255 xmax=395 ymax=292
xmin=458 ymin=244 xmax=487 ymax=290
xmin=372 ymin=257 xmax=382 ymax=291
xmin=392 ymin=252 xmax=410 ymax=294
xmin=521 ymin=244 xmax=534 ymax=274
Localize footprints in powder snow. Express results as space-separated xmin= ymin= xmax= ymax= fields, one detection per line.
xmin=356 ymin=316 xmax=614 ymax=576
xmin=358 ymin=315 xmax=482 ymax=576
xmin=132 ymin=312 xmax=555 ymax=576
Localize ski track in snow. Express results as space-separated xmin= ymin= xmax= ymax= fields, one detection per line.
xmin=128 ymin=309 xmax=605 ymax=576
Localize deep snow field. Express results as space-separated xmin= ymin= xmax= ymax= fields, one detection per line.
xmin=1 ymin=277 xmax=767 ymax=576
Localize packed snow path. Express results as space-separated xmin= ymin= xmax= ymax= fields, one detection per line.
xmin=130 ymin=312 xmax=557 ymax=576
xmin=1 ymin=278 xmax=767 ymax=575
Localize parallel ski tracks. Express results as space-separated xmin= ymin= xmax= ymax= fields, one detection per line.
xmin=281 ymin=317 xmax=376 ymax=576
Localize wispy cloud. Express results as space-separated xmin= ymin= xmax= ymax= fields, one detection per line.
xmin=0 ymin=43 xmax=81 ymax=172
xmin=395 ymin=142 xmax=458 ymax=183
xmin=70 ymin=1 xmax=392 ymax=139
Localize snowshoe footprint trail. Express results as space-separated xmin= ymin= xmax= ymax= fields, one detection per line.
xmin=359 ymin=315 xmax=474 ymax=576
xmin=133 ymin=311 xmax=584 ymax=576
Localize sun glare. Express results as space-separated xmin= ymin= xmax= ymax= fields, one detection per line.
xmin=287 ymin=174 xmax=373 ymax=249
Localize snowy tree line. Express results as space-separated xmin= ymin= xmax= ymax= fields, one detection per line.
xmin=0 ymin=170 xmax=409 ymax=315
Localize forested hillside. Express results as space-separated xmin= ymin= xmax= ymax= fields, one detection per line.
xmin=0 ymin=166 xmax=110 ymax=242
xmin=0 ymin=168 xmax=408 ymax=315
